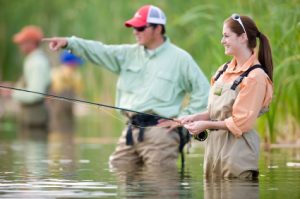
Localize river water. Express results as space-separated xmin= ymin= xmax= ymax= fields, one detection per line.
xmin=0 ymin=129 xmax=299 ymax=198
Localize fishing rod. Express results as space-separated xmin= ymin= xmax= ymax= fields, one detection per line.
xmin=0 ymin=84 xmax=175 ymax=121
xmin=0 ymin=84 xmax=210 ymax=141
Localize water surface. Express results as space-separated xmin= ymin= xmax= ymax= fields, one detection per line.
xmin=0 ymin=130 xmax=299 ymax=198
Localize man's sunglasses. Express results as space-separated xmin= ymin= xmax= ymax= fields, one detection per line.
xmin=133 ymin=25 xmax=152 ymax=32
xmin=231 ymin=13 xmax=247 ymax=34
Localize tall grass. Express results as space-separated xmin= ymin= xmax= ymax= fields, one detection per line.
xmin=0 ymin=0 xmax=299 ymax=142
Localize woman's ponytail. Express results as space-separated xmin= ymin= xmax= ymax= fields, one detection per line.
xmin=258 ymin=32 xmax=273 ymax=81
xmin=225 ymin=15 xmax=274 ymax=81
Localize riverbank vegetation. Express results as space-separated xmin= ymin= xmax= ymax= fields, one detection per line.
xmin=0 ymin=0 xmax=299 ymax=144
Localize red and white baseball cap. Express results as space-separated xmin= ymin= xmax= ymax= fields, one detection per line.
xmin=125 ymin=5 xmax=166 ymax=28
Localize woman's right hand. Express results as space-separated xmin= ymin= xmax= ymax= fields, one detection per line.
xmin=179 ymin=111 xmax=210 ymax=125
xmin=179 ymin=115 xmax=198 ymax=125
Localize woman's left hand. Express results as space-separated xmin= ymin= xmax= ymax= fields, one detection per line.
xmin=184 ymin=121 xmax=208 ymax=135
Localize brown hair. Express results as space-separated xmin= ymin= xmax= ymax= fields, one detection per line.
xmin=225 ymin=15 xmax=273 ymax=80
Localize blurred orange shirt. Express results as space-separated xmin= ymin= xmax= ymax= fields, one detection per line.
xmin=211 ymin=54 xmax=273 ymax=136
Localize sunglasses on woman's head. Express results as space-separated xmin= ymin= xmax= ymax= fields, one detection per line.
xmin=231 ymin=13 xmax=247 ymax=34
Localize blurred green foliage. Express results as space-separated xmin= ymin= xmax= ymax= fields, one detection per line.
xmin=0 ymin=0 xmax=299 ymax=142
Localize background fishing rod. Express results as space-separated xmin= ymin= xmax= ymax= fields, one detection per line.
xmin=0 ymin=85 xmax=174 ymax=121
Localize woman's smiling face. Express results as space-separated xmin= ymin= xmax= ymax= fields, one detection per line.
xmin=221 ymin=23 xmax=243 ymax=56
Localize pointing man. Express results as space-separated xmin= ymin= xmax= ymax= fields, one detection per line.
xmin=44 ymin=5 xmax=209 ymax=169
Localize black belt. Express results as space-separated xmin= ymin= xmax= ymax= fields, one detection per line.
xmin=126 ymin=113 xmax=161 ymax=145
xmin=21 ymin=100 xmax=44 ymax=107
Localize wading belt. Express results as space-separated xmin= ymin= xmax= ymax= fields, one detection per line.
xmin=126 ymin=113 xmax=161 ymax=145
xmin=21 ymin=99 xmax=44 ymax=107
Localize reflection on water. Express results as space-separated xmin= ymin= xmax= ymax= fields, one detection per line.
xmin=112 ymin=165 xmax=190 ymax=199
xmin=204 ymin=178 xmax=259 ymax=199
xmin=0 ymin=179 xmax=117 ymax=198
xmin=0 ymin=128 xmax=300 ymax=198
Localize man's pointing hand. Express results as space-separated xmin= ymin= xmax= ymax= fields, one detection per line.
xmin=42 ymin=37 xmax=68 ymax=51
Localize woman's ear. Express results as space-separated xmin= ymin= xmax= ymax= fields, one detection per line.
xmin=241 ymin=32 xmax=248 ymax=43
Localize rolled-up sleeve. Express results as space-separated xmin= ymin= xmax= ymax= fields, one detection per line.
xmin=67 ymin=36 xmax=131 ymax=74
xmin=225 ymin=71 xmax=273 ymax=136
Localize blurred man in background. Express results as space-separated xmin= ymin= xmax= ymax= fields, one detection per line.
xmin=7 ymin=25 xmax=51 ymax=129
xmin=49 ymin=51 xmax=84 ymax=133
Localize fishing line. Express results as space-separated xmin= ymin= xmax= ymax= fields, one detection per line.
xmin=0 ymin=85 xmax=178 ymax=129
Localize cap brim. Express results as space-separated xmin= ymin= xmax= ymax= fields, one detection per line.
xmin=124 ymin=18 xmax=147 ymax=28
xmin=13 ymin=33 xmax=41 ymax=43
xmin=13 ymin=33 xmax=25 ymax=43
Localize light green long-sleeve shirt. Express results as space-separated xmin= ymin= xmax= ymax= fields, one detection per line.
xmin=12 ymin=49 xmax=51 ymax=104
xmin=67 ymin=36 xmax=209 ymax=118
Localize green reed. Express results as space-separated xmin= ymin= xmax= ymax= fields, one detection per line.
xmin=0 ymin=0 xmax=299 ymax=142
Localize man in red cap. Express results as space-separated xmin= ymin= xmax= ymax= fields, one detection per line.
xmin=44 ymin=5 xmax=209 ymax=169
xmin=8 ymin=25 xmax=51 ymax=128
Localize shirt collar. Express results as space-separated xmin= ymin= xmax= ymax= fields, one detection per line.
xmin=141 ymin=37 xmax=170 ymax=58
xmin=227 ymin=53 xmax=259 ymax=73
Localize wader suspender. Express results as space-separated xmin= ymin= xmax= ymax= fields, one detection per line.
xmin=214 ymin=63 xmax=266 ymax=89
xmin=230 ymin=65 xmax=266 ymax=90
xmin=214 ymin=63 xmax=229 ymax=81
